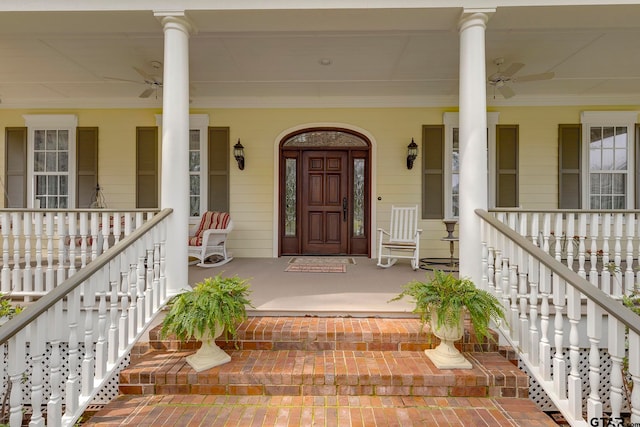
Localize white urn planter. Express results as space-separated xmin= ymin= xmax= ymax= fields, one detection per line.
xmin=424 ymin=311 xmax=472 ymax=370
xmin=186 ymin=323 xmax=231 ymax=372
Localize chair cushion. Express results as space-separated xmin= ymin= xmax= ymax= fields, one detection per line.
xmin=188 ymin=211 xmax=230 ymax=246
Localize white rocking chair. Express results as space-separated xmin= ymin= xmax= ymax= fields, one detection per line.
xmin=377 ymin=205 xmax=422 ymax=270
xmin=188 ymin=211 xmax=233 ymax=268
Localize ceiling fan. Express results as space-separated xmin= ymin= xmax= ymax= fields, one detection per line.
xmin=104 ymin=61 xmax=163 ymax=98
xmin=487 ymin=58 xmax=554 ymax=99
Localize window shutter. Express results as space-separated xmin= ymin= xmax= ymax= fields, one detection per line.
xmin=4 ymin=127 xmax=27 ymax=208
xmin=76 ymin=127 xmax=99 ymax=208
xmin=208 ymin=127 xmax=230 ymax=212
xmin=422 ymin=125 xmax=444 ymax=219
xmin=558 ymin=124 xmax=582 ymax=209
xmin=136 ymin=127 xmax=158 ymax=208
xmin=496 ymin=125 xmax=519 ymax=207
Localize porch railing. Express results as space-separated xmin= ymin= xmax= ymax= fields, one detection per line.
xmin=0 ymin=208 xmax=172 ymax=427
xmin=0 ymin=209 xmax=158 ymax=301
xmin=478 ymin=209 xmax=640 ymax=426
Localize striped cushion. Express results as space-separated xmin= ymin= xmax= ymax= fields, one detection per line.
xmin=188 ymin=212 xmax=230 ymax=246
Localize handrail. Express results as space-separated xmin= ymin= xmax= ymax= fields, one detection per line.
xmin=0 ymin=208 xmax=161 ymax=214
xmin=476 ymin=208 xmax=640 ymax=336
xmin=0 ymin=208 xmax=172 ymax=346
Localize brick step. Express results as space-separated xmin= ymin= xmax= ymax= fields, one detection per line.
xmin=145 ymin=316 xmax=498 ymax=353
xmin=120 ymin=349 xmax=527 ymax=398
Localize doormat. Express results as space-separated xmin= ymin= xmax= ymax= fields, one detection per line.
xmin=284 ymin=263 xmax=347 ymax=273
xmin=288 ymin=257 xmax=356 ymax=265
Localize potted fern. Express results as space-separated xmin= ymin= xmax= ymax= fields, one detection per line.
xmin=391 ymin=269 xmax=505 ymax=369
xmin=160 ymin=274 xmax=253 ymax=372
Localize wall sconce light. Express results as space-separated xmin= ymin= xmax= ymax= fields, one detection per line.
xmin=406 ymin=138 xmax=418 ymax=170
xmin=234 ymin=139 xmax=245 ymax=170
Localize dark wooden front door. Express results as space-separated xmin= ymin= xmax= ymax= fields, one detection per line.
xmin=301 ymin=150 xmax=349 ymax=254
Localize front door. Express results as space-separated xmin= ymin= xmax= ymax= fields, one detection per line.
xmin=279 ymin=128 xmax=370 ymax=256
xmin=301 ymin=150 xmax=349 ymax=254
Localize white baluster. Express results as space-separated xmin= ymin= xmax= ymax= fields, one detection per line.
xmin=1 ymin=212 xmax=10 ymax=293
xmin=96 ymin=269 xmax=108 ymax=380
xmin=145 ymin=248 xmax=154 ymax=321
xmin=128 ymin=263 xmax=137 ymax=342
xmin=554 ymin=213 xmax=563 ymax=263
xmin=509 ymin=262 xmax=519 ymax=343
xmin=79 ymin=212 xmax=88 ymax=268
xmin=528 ymin=258 xmax=539 ymax=365
xmin=29 ymin=317 xmax=46 ymax=427
xmin=614 ymin=213 xmax=623 ymax=294
xmin=64 ymin=287 xmax=80 ymax=419
xmin=45 ymin=213 xmax=54 ymax=292
xmin=108 ymin=258 xmax=120 ymax=365
xmin=501 ymin=256 xmax=510 ymax=335
xmin=566 ymin=286 xmax=583 ymax=421
xmin=625 ymin=213 xmax=635 ymax=294
xmin=68 ymin=212 xmax=77 ymax=276
xmin=118 ymin=267 xmax=130 ymax=352
xmin=124 ymin=213 xmax=132 ymax=237
xmin=56 ymin=213 xmax=66 ymax=285
xmin=81 ymin=276 xmax=95 ymax=397
xmin=608 ymin=317 xmax=626 ymax=420
xmin=531 ymin=213 xmax=539 ymax=247
xmin=136 ymin=251 xmax=146 ymax=333
xmin=586 ymin=300 xmax=602 ymax=422
xmin=11 ymin=213 xmax=22 ymax=294
xmin=540 ymin=265 xmax=552 ymax=381
xmin=47 ymin=302 xmax=63 ymax=426
xmin=577 ymin=213 xmax=587 ymax=279
xmin=589 ymin=213 xmax=599 ymax=286
xmin=102 ymin=213 xmax=110 ymax=254
xmin=542 ymin=213 xmax=551 ymax=256
xmin=160 ymin=225 xmax=167 ymax=303
xmin=113 ymin=213 xmax=122 ymax=244
xmin=8 ymin=333 xmax=26 ymax=427
xmin=629 ymin=332 xmax=640 ymax=424
xmin=153 ymin=241 xmax=161 ymax=311
xmin=34 ymin=212 xmax=43 ymax=294
xmin=601 ymin=214 xmax=611 ymax=295
xmin=552 ymin=274 xmax=566 ymax=399
xmin=22 ymin=212 xmax=32 ymax=303
xmin=90 ymin=212 xmax=99 ymax=261
xmin=566 ymin=213 xmax=575 ymax=270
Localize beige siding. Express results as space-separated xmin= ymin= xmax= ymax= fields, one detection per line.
xmin=1 ymin=105 xmax=639 ymax=258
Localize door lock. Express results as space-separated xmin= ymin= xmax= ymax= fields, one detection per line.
xmin=342 ymin=197 xmax=348 ymax=222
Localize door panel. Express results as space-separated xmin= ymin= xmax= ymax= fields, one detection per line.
xmin=301 ymin=151 xmax=348 ymax=254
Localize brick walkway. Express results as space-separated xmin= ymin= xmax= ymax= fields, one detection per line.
xmin=82 ymin=394 xmax=558 ymax=426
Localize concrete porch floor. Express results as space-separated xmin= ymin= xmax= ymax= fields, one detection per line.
xmin=188 ymin=256 xmax=431 ymax=317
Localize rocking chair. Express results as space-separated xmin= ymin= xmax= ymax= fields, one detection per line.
xmin=188 ymin=211 xmax=233 ymax=267
xmin=377 ymin=205 xmax=422 ymax=270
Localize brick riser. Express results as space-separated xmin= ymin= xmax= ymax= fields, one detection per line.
xmin=144 ymin=317 xmax=499 ymax=354
xmin=123 ymin=317 xmax=524 ymax=399
xmin=120 ymin=349 xmax=527 ymax=398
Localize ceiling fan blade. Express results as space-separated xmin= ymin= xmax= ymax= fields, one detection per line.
xmin=498 ymin=85 xmax=516 ymax=99
xmin=513 ymin=71 xmax=555 ymax=83
xmin=103 ymin=76 xmax=143 ymax=84
xmin=501 ymin=62 xmax=525 ymax=77
xmin=133 ymin=66 xmax=155 ymax=82
xmin=139 ymin=87 xmax=155 ymax=98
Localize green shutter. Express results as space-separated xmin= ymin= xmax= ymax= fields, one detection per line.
xmin=558 ymin=124 xmax=582 ymax=209
xmin=76 ymin=127 xmax=99 ymax=208
xmin=422 ymin=125 xmax=444 ymax=219
xmin=208 ymin=127 xmax=230 ymax=212
xmin=4 ymin=127 xmax=27 ymax=208
xmin=496 ymin=125 xmax=519 ymax=207
xmin=136 ymin=127 xmax=158 ymax=208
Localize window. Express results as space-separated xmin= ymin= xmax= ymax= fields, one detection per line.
xmin=581 ymin=111 xmax=636 ymax=209
xmin=188 ymin=115 xmax=209 ymax=217
xmin=24 ymin=115 xmax=77 ymax=208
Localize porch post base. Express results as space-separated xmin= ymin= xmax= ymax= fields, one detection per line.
xmin=186 ymin=340 xmax=231 ymax=372
xmin=425 ymin=344 xmax=472 ymax=370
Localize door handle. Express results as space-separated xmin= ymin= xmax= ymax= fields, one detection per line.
xmin=342 ymin=197 xmax=348 ymax=222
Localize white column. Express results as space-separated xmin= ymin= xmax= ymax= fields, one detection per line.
xmin=458 ymin=9 xmax=493 ymax=283
xmin=155 ymin=11 xmax=194 ymax=295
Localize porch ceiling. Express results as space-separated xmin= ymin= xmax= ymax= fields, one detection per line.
xmin=0 ymin=4 xmax=639 ymax=108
